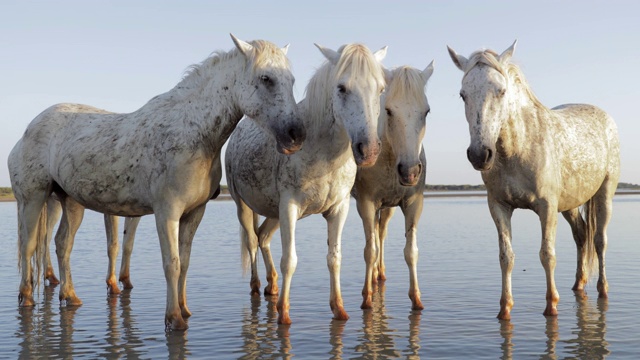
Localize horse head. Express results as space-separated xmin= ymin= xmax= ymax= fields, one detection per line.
xmin=448 ymin=40 xmax=517 ymax=171
xmin=382 ymin=62 xmax=433 ymax=186
xmin=315 ymin=43 xmax=387 ymax=167
xmin=231 ymin=34 xmax=305 ymax=155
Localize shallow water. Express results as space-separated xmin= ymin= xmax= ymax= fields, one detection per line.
xmin=0 ymin=195 xmax=638 ymax=359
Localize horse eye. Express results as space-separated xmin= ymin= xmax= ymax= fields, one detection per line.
xmin=385 ymin=108 xmax=392 ymax=117
xmin=337 ymin=84 xmax=347 ymax=94
xmin=380 ymin=86 xmax=385 ymax=95
xmin=260 ymin=75 xmax=272 ymax=84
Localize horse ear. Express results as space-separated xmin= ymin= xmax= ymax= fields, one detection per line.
xmin=422 ymin=60 xmax=435 ymax=83
xmin=373 ymin=46 xmax=388 ymax=63
xmin=499 ymin=40 xmax=517 ymax=63
xmin=447 ymin=45 xmax=468 ymax=71
xmin=230 ymin=33 xmax=254 ymax=57
xmin=314 ymin=43 xmax=340 ymax=65
xmin=383 ymin=67 xmax=393 ymax=83
xmin=281 ymin=44 xmax=290 ymax=55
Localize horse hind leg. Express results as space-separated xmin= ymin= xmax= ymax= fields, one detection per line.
xmin=591 ymin=176 xmax=617 ymax=299
xmin=237 ymin=199 xmax=262 ymax=296
xmin=376 ymin=207 xmax=395 ymax=282
xmin=55 ymin=195 xmax=85 ymax=306
xmin=119 ymin=216 xmax=141 ymax=289
xmin=44 ymin=197 xmax=62 ymax=286
xmin=104 ymin=214 xmax=121 ymax=295
xmin=561 ymin=208 xmax=589 ymax=294
xmin=258 ymin=217 xmax=281 ymax=295
xmin=17 ymin=197 xmax=49 ymax=307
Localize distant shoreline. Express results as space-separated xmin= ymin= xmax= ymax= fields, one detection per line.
xmin=3 ymin=189 xmax=639 ymax=203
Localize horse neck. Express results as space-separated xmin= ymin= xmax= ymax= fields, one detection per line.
xmin=299 ymin=97 xmax=351 ymax=153
xmin=498 ymin=87 xmax=550 ymax=158
xmin=140 ymin=58 xmax=245 ymax=154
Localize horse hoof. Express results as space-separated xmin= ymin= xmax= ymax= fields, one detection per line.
xmin=411 ymin=301 xmax=425 ymax=311
xmin=46 ymin=275 xmax=60 ymax=286
xmin=497 ymin=310 xmax=511 ymax=320
xmin=119 ymin=278 xmax=134 ymax=290
xmin=543 ymin=307 xmax=558 ymax=317
xmin=181 ymin=306 xmax=192 ymax=319
xmin=333 ymin=308 xmax=349 ymax=321
xmin=19 ymin=295 xmax=35 ymax=307
xmin=264 ymin=284 xmax=279 ymax=296
xmin=277 ymin=313 xmax=292 ymax=325
xmin=360 ymin=298 xmax=373 ymax=310
xmin=62 ymin=296 xmax=83 ymax=307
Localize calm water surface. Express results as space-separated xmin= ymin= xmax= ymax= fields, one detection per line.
xmin=0 ymin=195 xmax=638 ymax=359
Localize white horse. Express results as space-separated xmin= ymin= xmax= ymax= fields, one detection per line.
xmin=9 ymin=34 xmax=305 ymax=331
xmin=225 ymin=43 xmax=387 ymax=325
xmin=351 ymin=62 xmax=434 ymax=311
xmin=447 ymin=41 xmax=620 ymax=320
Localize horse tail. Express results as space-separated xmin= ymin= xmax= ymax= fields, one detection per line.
xmin=582 ymin=197 xmax=599 ymax=280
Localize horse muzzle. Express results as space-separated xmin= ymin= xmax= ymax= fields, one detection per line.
xmin=398 ymin=162 xmax=422 ymax=186
xmin=467 ymin=146 xmax=494 ymax=171
xmin=276 ymin=123 xmax=306 ymax=155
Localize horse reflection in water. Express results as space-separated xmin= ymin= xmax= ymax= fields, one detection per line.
xmin=240 ymin=296 xmax=291 ymax=358
xmin=448 ymin=41 xmax=620 ymax=319
xmin=498 ymin=296 xmax=609 ymax=358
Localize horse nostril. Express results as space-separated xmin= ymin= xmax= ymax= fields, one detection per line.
xmin=466 ymin=148 xmax=472 ymax=162
xmin=397 ymin=163 xmax=403 ymax=175
xmin=357 ymin=142 xmax=365 ymax=157
xmin=485 ymin=148 xmax=493 ymax=163
xmin=416 ymin=163 xmax=422 ymax=176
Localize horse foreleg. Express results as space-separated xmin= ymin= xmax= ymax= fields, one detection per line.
xmin=55 ymin=196 xmax=85 ymax=306
xmin=104 ymin=214 xmax=121 ymax=295
xmin=44 ymin=197 xmax=61 ymax=286
xmin=119 ymin=216 xmax=141 ymax=289
xmin=276 ymin=200 xmax=300 ymax=325
xmin=258 ymin=217 xmax=281 ymax=295
xmin=401 ymin=198 xmax=423 ymax=310
xmin=177 ymin=204 xmax=206 ymax=319
xmin=561 ymin=208 xmax=588 ymax=294
xmin=489 ymin=199 xmax=515 ymax=320
xmin=237 ymin=199 xmax=261 ymax=296
xmin=539 ymin=202 xmax=560 ymax=317
xmin=377 ymin=207 xmax=395 ymax=282
xmin=155 ymin=213 xmax=186 ymax=331
xmin=324 ymin=197 xmax=349 ymax=321
xmin=356 ymin=198 xmax=377 ymax=310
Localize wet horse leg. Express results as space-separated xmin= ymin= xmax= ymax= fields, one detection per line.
xmin=177 ymin=203 xmax=207 ymax=319
xmin=104 ymin=214 xmax=121 ymax=295
xmin=44 ymin=197 xmax=61 ymax=286
xmin=376 ymin=207 xmax=395 ymax=282
xmin=258 ymin=217 xmax=281 ymax=295
xmin=155 ymin=211 xmax=187 ymax=331
xmin=324 ymin=197 xmax=349 ymax=321
xmin=401 ymin=197 xmax=424 ymax=310
xmin=593 ymin=178 xmax=616 ymax=299
xmin=538 ymin=201 xmax=560 ymax=317
xmin=55 ymin=196 xmax=85 ymax=306
xmin=488 ymin=199 xmax=515 ymax=320
xmin=356 ymin=197 xmax=377 ymax=310
xmin=237 ymin=199 xmax=261 ymax=296
xmin=276 ymin=200 xmax=300 ymax=325
xmin=561 ymin=208 xmax=588 ymax=294
xmin=119 ymin=216 xmax=141 ymax=289
xmin=17 ymin=196 xmax=48 ymax=307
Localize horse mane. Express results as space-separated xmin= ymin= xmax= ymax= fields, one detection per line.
xmin=385 ymin=66 xmax=428 ymax=107
xmin=464 ymin=49 xmax=544 ymax=109
xmin=176 ymin=40 xmax=290 ymax=97
xmin=304 ymin=44 xmax=385 ymax=130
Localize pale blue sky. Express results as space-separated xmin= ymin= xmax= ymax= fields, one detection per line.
xmin=1 ymin=1 xmax=639 ymax=187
